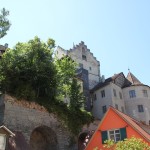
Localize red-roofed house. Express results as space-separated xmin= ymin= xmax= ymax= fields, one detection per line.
xmin=85 ymin=107 xmax=150 ymax=150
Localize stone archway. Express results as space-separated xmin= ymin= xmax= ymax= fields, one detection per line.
xmin=30 ymin=126 xmax=58 ymax=150
xmin=78 ymin=131 xmax=88 ymax=150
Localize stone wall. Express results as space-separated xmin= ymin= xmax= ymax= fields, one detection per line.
xmin=3 ymin=95 xmax=74 ymax=150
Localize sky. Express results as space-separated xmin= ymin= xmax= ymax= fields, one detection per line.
xmin=1 ymin=0 xmax=150 ymax=85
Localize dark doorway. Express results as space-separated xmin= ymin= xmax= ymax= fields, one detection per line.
xmin=30 ymin=126 xmax=58 ymax=150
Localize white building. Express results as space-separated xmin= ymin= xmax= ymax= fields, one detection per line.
xmin=91 ymin=71 xmax=150 ymax=125
xmin=55 ymin=41 xmax=150 ymax=125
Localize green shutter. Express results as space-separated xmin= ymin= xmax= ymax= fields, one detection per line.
xmin=120 ymin=127 xmax=127 ymax=141
xmin=101 ymin=131 xmax=108 ymax=144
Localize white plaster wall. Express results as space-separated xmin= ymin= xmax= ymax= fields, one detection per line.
xmin=68 ymin=46 xmax=100 ymax=89
xmin=55 ymin=46 xmax=67 ymax=59
xmin=55 ymin=43 xmax=101 ymax=89
xmin=123 ymin=85 xmax=150 ymax=125
xmin=92 ymin=84 xmax=113 ymax=119
xmin=110 ymin=83 xmax=126 ymax=113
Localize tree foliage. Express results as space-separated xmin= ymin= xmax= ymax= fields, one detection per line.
xmin=54 ymin=56 xmax=93 ymax=136
xmin=0 ymin=36 xmax=93 ymax=137
xmin=93 ymin=137 xmax=150 ymax=150
xmin=0 ymin=8 xmax=11 ymax=38
xmin=0 ymin=36 xmax=57 ymax=100
xmin=69 ymin=78 xmax=85 ymax=111
xmin=55 ymin=56 xmax=77 ymax=100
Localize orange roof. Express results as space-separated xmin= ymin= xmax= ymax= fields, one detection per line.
xmin=110 ymin=106 xmax=150 ymax=142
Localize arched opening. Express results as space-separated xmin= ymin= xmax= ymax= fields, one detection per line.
xmin=78 ymin=130 xmax=95 ymax=150
xmin=78 ymin=131 xmax=88 ymax=150
xmin=30 ymin=126 xmax=58 ymax=150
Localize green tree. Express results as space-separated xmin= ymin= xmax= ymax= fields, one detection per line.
xmin=0 ymin=8 xmax=11 ymax=38
xmin=69 ymin=78 xmax=85 ymax=111
xmin=0 ymin=38 xmax=93 ymax=138
xmin=55 ymin=56 xmax=77 ymax=100
xmin=54 ymin=56 xmax=93 ymax=136
xmin=98 ymin=137 xmax=150 ymax=150
xmin=0 ymin=36 xmax=57 ymax=100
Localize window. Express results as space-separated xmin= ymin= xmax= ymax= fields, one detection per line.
xmin=129 ymin=90 xmax=136 ymax=98
xmin=89 ymin=67 xmax=92 ymax=70
xmin=115 ymin=104 xmax=118 ymax=110
xmin=108 ymin=129 xmax=121 ymax=142
xmin=91 ymin=99 xmax=93 ymax=107
xmin=82 ymin=55 xmax=87 ymax=61
xmin=101 ymin=90 xmax=105 ymax=98
xmin=143 ymin=90 xmax=148 ymax=97
xmin=119 ymin=92 xmax=122 ymax=99
xmin=121 ymin=106 xmax=125 ymax=113
xmin=101 ymin=128 xmax=127 ymax=144
xmin=102 ymin=105 xmax=107 ymax=113
xmin=113 ymin=89 xmax=117 ymax=97
xmin=82 ymin=47 xmax=85 ymax=53
xmin=94 ymin=94 xmax=97 ymax=100
xmin=138 ymin=105 xmax=144 ymax=112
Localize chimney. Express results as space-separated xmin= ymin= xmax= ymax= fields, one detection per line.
xmin=4 ymin=43 xmax=8 ymax=48
xmin=101 ymin=75 xmax=105 ymax=83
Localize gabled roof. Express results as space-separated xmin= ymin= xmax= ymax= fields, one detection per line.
xmin=86 ymin=107 xmax=150 ymax=149
xmin=127 ymin=71 xmax=142 ymax=85
xmin=109 ymin=107 xmax=150 ymax=142
xmin=91 ymin=71 xmax=149 ymax=92
xmin=90 ymin=72 xmax=131 ymax=92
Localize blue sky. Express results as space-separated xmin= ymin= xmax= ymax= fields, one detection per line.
xmin=1 ymin=0 xmax=150 ymax=85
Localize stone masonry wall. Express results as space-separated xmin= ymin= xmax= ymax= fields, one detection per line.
xmin=3 ymin=95 xmax=72 ymax=150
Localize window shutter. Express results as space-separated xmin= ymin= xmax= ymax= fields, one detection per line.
xmin=101 ymin=131 xmax=108 ymax=144
xmin=120 ymin=127 xmax=127 ymax=141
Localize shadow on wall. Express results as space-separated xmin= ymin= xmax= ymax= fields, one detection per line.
xmin=0 ymin=95 xmax=5 ymax=125
xmin=8 ymin=131 xmax=29 ymax=150
xmin=30 ymin=126 xmax=58 ymax=150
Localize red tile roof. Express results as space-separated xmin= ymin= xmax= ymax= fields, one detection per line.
xmin=110 ymin=107 xmax=150 ymax=142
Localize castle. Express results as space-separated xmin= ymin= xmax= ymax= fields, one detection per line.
xmin=56 ymin=41 xmax=150 ymax=126
xmin=0 ymin=42 xmax=150 ymax=149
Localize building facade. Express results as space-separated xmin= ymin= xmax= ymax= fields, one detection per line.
xmin=85 ymin=107 xmax=150 ymax=150
xmin=56 ymin=42 xmax=150 ymax=124
xmin=55 ymin=41 xmax=101 ymax=110
xmin=56 ymin=41 xmax=101 ymax=89
xmin=91 ymin=71 xmax=150 ymax=126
